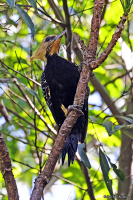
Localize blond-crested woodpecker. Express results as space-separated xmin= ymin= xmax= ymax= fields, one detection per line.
xmin=29 ymin=30 xmax=88 ymax=166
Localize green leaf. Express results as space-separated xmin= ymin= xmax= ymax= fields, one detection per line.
xmin=106 ymin=115 xmax=133 ymax=124
xmin=119 ymin=116 xmax=133 ymax=124
xmin=8 ymin=19 xmax=17 ymax=27
xmin=107 ymin=156 xmax=126 ymax=182
xmin=6 ymin=0 xmax=15 ymax=10
xmin=103 ymin=121 xmax=133 ymax=137
xmin=15 ymin=4 xmax=35 ymax=38
xmin=102 ymin=121 xmax=113 ymax=136
xmin=112 ymin=125 xmax=123 ymax=132
xmin=99 ymin=148 xmax=114 ymax=199
xmin=27 ymin=0 xmax=37 ymax=12
xmin=78 ymin=143 xmax=91 ymax=169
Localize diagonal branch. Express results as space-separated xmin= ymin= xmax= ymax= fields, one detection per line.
xmin=12 ymin=78 xmax=57 ymax=136
xmin=90 ymin=14 xmax=127 ymax=69
xmin=87 ymin=0 xmax=105 ymax=62
xmin=47 ymin=0 xmax=123 ymax=123
xmin=0 ymin=60 xmax=41 ymax=87
xmin=6 ymin=107 xmax=54 ymax=140
xmin=0 ymin=131 xmax=19 ymax=200
xmin=77 ymin=159 xmax=95 ymax=200
xmin=30 ymin=1 xmax=104 ymax=199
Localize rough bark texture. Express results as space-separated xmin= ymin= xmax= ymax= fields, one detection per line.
xmin=0 ymin=131 xmax=19 ymax=200
xmin=90 ymin=14 xmax=127 ymax=69
xmin=30 ymin=0 xmax=131 ymax=199
xmin=30 ymin=1 xmax=105 ymax=199
xmin=87 ymin=0 xmax=104 ymax=62
xmin=118 ymin=96 xmax=133 ymax=197
xmin=30 ymin=64 xmax=92 ymax=200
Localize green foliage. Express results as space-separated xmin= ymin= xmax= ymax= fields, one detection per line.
xmin=107 ymin=156 xmax=126 ymax=182
xmin=78 ymin=143 xmax=91 ymax=169
xmin=0 ymin=0 xmax=133 ymax=199
xmin=99 ymin=148 xmax=114 ymax=200
xmin=6 ymin=0 xmax=14 ymax=10
xmin=120 ymin=0 xmax=133 ymax=13
xmin=27 ymin=0 xmax=37 ymax=12
xmin=15 ymin=4 xmax=35 ymax=38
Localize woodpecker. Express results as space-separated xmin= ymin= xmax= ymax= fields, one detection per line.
xmin=29 ymin=30 xmax=88 ymax=166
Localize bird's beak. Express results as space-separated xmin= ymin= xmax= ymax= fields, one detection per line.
xmin=54 ymin=29 xmax=67 ymax=41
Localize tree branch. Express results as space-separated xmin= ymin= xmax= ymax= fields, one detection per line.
xmin=6 ymin=107 xmax=54 ymax=140
xmin=0 ymin=131 xmax=19 ymax=200
xmin=63 ymin=0 xmax=72 ymax=61
xmin=30 ymin=1 xmax=104 ymax=199
xmin=0 ymin=60 xmax=41 ymax=87
xmin=48 ymin=0 xmax=83 ymax=61
xmin=90 ymin=14 xmax=127 ymax=69
xmin=104 ymin=68 xmax=132 ymax=87
xmin=12 ymin=78 xmax=57 ymax=136
xmin=77 ymin=159 xmax=95 ymax=200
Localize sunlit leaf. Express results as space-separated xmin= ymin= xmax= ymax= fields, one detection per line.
xmin=107 ymin=156 xmax=126 ymax=182
xmin=15 ymin=4 xmax=35 ymax=38
xmin=27 ymin=0 xmax=37 ymax=12
xmin=78 ymin=143 xmax=91 ymax=169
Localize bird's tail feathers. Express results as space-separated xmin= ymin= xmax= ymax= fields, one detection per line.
xmin=62 ymin=132 xmax=78 ymax=166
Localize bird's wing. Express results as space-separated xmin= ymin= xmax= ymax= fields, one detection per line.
xmin=41 ymin=72 xmax=59 ymax=125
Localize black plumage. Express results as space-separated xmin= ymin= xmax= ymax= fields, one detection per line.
xmin=30 ymin=31 xmax=88 ymax=166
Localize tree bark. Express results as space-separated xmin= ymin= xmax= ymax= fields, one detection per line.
xmin=0 ymin=131 xmax=19 ymax=200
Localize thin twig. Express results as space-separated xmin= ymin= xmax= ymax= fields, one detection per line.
xmin=63 ymin=0 xmax=72 ymax=61
xmin=6 ymin=107 xmax=55 ymax=140
xmin=0 ymin=60 xmax=41 ymax=87
xmin=12 ymin=78 xmax=57 ymax=135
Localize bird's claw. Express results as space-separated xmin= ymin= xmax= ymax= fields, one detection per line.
xmin=79 ymin=62 xmax=87 ymax=69
xmin=68 ymin=105 xmax=84 ymax=116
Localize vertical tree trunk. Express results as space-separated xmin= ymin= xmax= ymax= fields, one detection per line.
xmin=118 ymin=97 xmax=133 ymax=197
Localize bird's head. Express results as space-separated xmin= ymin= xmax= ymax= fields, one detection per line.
xmin=28 ymin=29 xmax=66 ymax=65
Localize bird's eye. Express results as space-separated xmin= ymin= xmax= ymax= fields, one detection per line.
xmin=45 ymin=37 xmax=51 ymax=42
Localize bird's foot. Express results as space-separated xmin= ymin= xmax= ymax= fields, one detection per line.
xmin=79 ymin=62 xmax=87 ymax=69
xmin=68 ymin=105 xmax=84 ymax=116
